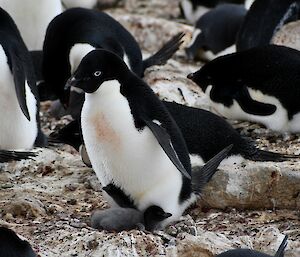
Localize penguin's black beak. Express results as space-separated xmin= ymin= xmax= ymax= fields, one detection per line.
xmin=65 ymin=76 xmax=80 ymax=91
xmin=163 ymin=212 xmax=172 ymax=218
xmin=187 ymin=72 xmax=195 ymax=81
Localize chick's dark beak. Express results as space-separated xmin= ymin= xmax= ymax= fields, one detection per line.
xmin=65 ymin=76 xmax=79 ymax=91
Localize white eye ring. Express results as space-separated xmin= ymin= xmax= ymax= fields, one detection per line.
xmin=94 ymin=71 xmax=101 ymax=77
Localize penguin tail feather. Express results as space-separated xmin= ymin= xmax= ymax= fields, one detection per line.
xmin=142 ymin=32 xmax=185 ymax=75
xmin=274 ymin=235 xmax=288 ymax=257
xmin=0 ymin=149 xmax=37 ymax=163
xmin=247 ymin=149 xmax=299 ymax=162
xmin=192 ymin=144 xmax=233 ymax=195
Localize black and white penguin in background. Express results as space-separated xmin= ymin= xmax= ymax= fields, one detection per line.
xmin=185 ymin=4 xmax=247 ymax=61
xmin=61 ymin=0 xmax=97 ymax=9
xmin=65 ymin=49 xmax=231 ymax=229
xmin=216 ymin=235 xmax=288 ymax=257
xmin=0 ymin=226 xmax=37 ymax=257
xmin=179 ymin=0 xmax=254 ymax=24
xmin=188 ymin=45 xmax=300 ymax=133
xmin=42 ymin=7 xmax=184 ymax=116
xmin=0 ymin=8 xmax=46 ymax=162
xmin=0 ymin=0 xmax=63 ymax=50
xmin=236 ymin=0 xmax=300 ymax=51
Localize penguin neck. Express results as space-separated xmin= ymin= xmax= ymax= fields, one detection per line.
xmin=85 ymin=79 xmax=122 ymax=101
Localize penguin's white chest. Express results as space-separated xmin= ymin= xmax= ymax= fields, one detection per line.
xmin=206 ymin=86 xmax=299 ymax=132
xmin=0 ymin=46 xmax=37 ymax=149
xmin=81 ymin=81 xmax=188 ymax=220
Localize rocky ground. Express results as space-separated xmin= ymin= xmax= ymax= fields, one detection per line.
xmin=0 ymin=1 xmax=300 ymax=256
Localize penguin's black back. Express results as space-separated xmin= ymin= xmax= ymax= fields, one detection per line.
xmin=200 ymin=45 xmax=300 ymax=119
xmin=163 ymin=101 xmax=248 ymax=162
xmin=196 ymin=4 xmax=246 ymax=53
xmin=237 ymin=0 xmax=300 ymax=51
xmin=0 ymin=227 xmax=36 ymax=257
xmin=43 ymin=8 xmax=143 ymax=104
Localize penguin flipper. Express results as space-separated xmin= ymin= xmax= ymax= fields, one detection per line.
xmin=10 ymin=52 xmax=31 ymax=121
xmin=143 ymin=118 xmax=191 ymax=180
xmin=192 ymin=144 xmax=232 ymax=194
xmin=274 ymin=235 xmax=288 ymax=257
xmin=0 ymin=149 xmax=37 ymax=163
xmin=142 ymin=32 xmax=185 ymax=75
xmin=235 ymin=86 xmax=277 ymax=116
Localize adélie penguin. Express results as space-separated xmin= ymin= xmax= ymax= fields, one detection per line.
xmin=185 ymin=4 xmax=247 ymax=61
xmin=42 ymin=7 xmax=184 ymax=109
xmin=0 ymin=8 xmax=46 ymax=162
xmin=65 ymin=49 xmax=232 ymax=229
xmin=188 ymin=45 xmax=300 ymax=133
xmin=0 ymin=226 xmax=37 ymax=257
xmin=216 ymin=235 xmax=288 ymax=257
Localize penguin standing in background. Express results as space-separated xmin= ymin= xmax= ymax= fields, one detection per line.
xmin=0 ymin=227 xmax=37 ymax=257
xmin=188 ymin=45 xmax=300 ymax=133
xmin=0 ymin=0 xmax=63 ymax=50
xmin=185 ymin=4 xmax=247 ymax=61
xmin=0 ymin=8 xmax=46 ymax=161
xmin=66 ymin=49 xmax=231 ymax=229
xmin=42 ymin=7 xmax=184 ymax=115
xmin=216 ymin=235 xmax=288 ymax=257
xmin=236 ymin=0 xmax=300 ymax=51
xmin=179 ymin=0 xmax=245 ymax=24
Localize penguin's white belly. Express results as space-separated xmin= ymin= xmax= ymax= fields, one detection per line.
xmin=81 ymin=81 xmax=187 ymax=218
xmin=0 ymin=81 xmax=37 ymax=149
xmin=0 ymin=0 xmax=62 ymax=50
xmin=206 ymin=86 xmax=298 ymax=132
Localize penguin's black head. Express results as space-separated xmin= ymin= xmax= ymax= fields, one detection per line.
xmin=65 ymin=49 xmax=128 ymax=94
xmin=143 ymin=205 xmax=172 ymax=231
xmin=187 ymin=64 xmax=214 ymax=92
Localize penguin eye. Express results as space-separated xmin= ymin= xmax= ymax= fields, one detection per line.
xmin=94 ymin=71 xmax=101 ymax=77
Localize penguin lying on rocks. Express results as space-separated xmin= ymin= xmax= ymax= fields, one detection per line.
xmin=188 ymin=45 xmax=300 ymax=133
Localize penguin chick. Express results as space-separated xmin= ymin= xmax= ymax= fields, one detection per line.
xmin=0 ymin=8 xmax=47 ymax=152
xmin=43 ymin=7 xmax=184 ymax=108
xmin=236 ymin=0 xmax=300 ymax=51
xmin=216 ymin=235 xmax=288 ymax=257
xmin=185 ymin=4 xmax=247 ymax=61
xmin=66 ymin=49 xmax=231 ymax=228
xmin=91 ymin=207 xmax=144 ymax=232
xmin=0 ymin=226 xmax=37 ymax=257
xmin=188 ymin=45 xmax=300 ymax=133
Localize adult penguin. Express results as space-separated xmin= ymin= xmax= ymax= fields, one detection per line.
xmin=185 ymin=4 xmax=247 ymax=61
xmin=188 ymin=45 xmax=300 ymax=133
xmin=236 ymin=0 xmax=300 ymax=51
xmin=42 ymin=7 xmax=184 ymax=111
xmin=0 ymin=8 xmax=46 ymax=161
xmin=65 ymin=49 xmax=231 ymax=229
